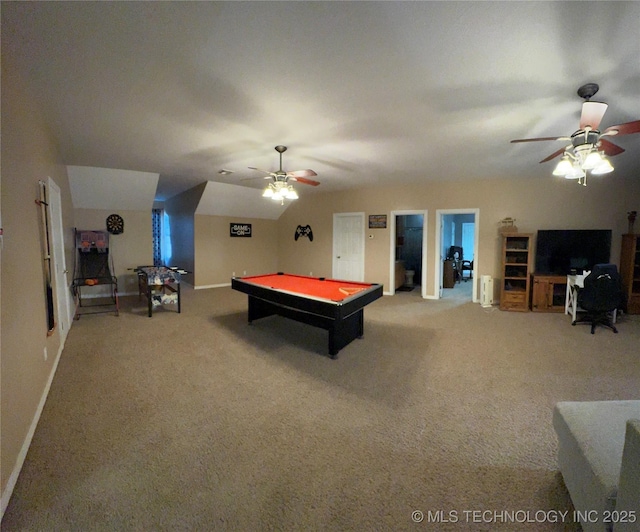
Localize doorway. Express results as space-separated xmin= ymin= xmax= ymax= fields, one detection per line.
xmin=389 ymin=210 xmax=427 ymax=298
xmin=435 ymin=209 xmax=479 ymax=302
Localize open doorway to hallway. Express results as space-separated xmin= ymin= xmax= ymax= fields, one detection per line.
xmin=389 ymin=210 xmax=427 ymax=298
xmin=436 ymin=209 xmax=479 ymax=302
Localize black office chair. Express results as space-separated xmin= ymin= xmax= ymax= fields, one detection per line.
xmin=572 ymin=264 xmax=626 ymax=334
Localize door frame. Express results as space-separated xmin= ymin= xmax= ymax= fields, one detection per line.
xmin=389 ymin=210 xmax=428 ymax=298
xmin=332 ymin=212 xmax=365 ymax=281
xmin=435 ymin=208 xmax=480 ymax=302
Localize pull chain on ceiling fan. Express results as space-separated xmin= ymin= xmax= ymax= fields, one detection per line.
xmin=510 ymin=83 xmax=640 ymax=186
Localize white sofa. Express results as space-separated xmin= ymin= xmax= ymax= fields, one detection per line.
xmin=553 ymin=401 xmax=640 ymax=532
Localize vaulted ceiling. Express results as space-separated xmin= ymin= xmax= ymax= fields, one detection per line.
xmin=3 ymin=1 xmax=640 ymax=204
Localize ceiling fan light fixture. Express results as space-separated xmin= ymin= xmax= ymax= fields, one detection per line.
xmin=582 ymin=149 xmax=603 ymax=169
xmin=564 ymin=166 xmax=586 ymax=180
xmin=285 ymin=187 xmax=299 ymax=200
xmin=251 ymin=145 xmax=319 ymax=201
xmin=553 ymin=156 xmax=573 ymax=176
xmin=591 ymin=157 xmax=614 ymax=175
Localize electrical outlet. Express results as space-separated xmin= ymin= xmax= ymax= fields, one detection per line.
xmin=43 ymin=347 xmax=48 ymax=361
xmin=232 ymin=271 xmax=236 ymax=277
xmin=310 ymin=271 xmax=313 ymax=276
xmin=243 ymin=270 xmax=247 ymax=275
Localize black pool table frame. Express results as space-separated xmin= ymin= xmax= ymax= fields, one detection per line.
xmin=231 ymin=277 xmax=383 ymax=358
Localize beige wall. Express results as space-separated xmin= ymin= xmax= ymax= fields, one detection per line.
xmin=1 ymin=54 xmax=75 ymax=506
xmin=73 ymin=209 xmax=154 ymax=295
xmin=194 ymin=215 xmax=278 ymax=287
xmin=278 ymin=176 xmax=640 ymax=296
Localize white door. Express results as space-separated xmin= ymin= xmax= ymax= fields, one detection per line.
xmin=332 ymin=213 xmax=365 ymax=281
xmin=47 ymin=177 xmax=73 ymax=340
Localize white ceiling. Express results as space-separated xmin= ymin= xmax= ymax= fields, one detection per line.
xmin=3 ymin=1 xmax=640 ymax=203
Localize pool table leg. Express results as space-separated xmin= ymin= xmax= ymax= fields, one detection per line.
xmin=329 ymin=310 xmax=364 ymax=358
xmin=247 ymin=296 xmax=277 ymax=323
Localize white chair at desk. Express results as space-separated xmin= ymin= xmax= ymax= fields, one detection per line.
xmin=565 ymin=270 xmax=617 ymax=324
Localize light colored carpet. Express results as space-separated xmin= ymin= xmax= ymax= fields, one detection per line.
xmin=3 ymin=286 xmax=639 ymax=531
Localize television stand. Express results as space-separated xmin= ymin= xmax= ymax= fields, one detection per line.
xmin=530 ymin=274 xmax=567 ymax=312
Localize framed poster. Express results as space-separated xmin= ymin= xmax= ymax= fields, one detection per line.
xmin=230 ymin=223 xmax=252 ymax=237
xmin=368 ymin=215 xmax=387 ymax=229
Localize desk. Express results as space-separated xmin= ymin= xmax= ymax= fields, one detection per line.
xmin=443 ymin=260 xmax=455 ymax=288
xmin=231 ymin=273 xmax=383 ymax=358
xmin=565 ymin=272 xmax=617 ymax=323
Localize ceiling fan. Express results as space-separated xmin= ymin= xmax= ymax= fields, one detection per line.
xmin=246 ymin=144 xmax=318 ymax=191
xmin=510 ymin=83 xmax=640 ymax=184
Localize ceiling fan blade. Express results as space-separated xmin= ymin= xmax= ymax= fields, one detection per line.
xmin=286 ymin=169 xmax=318 ymax=178
xmin=248 ymin=166 xmax=276 ymax=177
xmin=510 ymin=136 xmax=569 ymax=143
xmin=240 ymin=175 xmax=272 ymax=182
xmin=290 ymin=176 xmax=320 ymax=186
xmin=580 ymin=101 xmax=608 ymax=129
xmin=598 ymin=138 xmax=625 ymax=157
xmin=603 ymin=119 xmax=640 ymax=137
xmin=539 ymin=147 xmax=567 ymax=163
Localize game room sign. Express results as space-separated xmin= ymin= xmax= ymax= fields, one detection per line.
xmin=230 ymin=223 xmax=252 ymax=237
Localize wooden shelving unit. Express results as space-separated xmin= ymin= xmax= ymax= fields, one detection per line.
xmin=620 ymin=234 xmax=640 ymax=314
xmin=499 ymin=233 xmax=532 ymax=311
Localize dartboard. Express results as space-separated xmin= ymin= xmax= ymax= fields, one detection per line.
xmin=106 ymin=214 xmax=124 ymax=234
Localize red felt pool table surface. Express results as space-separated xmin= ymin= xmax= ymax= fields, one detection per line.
xmin=240 ymin=273 xmax=374 ymax=302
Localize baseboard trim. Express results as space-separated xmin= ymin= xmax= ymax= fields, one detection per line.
xmin=195 ymin=283 xmax=231 ymax=290
xmin=1 ymin=336 xmax=65 ymax=519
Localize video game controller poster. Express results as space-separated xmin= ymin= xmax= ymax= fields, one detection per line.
xmin=295 ymin=225 xmax=313 ymax=241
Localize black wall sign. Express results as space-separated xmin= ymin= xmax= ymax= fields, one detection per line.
xmin=368 ymin=215 xmax=387 ymax=229
xmin=230 ymin=223 xmax=252 ymax=237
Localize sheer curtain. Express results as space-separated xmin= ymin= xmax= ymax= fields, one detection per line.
xmin=162 ymin=211 xmax=172 ymax=266
xmin=152 ymin=209 xmax=172 ymax=266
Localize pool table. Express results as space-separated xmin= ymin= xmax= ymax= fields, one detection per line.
xmin=231 ymin=273 xmax=383 ymax=358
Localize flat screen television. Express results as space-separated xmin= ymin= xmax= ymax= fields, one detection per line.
xmin=535 ymin=230 xmax=612 ymax=275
